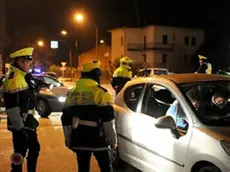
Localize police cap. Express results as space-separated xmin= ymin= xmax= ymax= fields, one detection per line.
xmin=120 ymin=56 xmax=133 ymax=63
xmin=198 ymin=55 xmax=207 ymax=60
xmin=10 ymin=47 xmax=34 ymax=61
xmin=82 ymin=62 xmax=101 ymax=75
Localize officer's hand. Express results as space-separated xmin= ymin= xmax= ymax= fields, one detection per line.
xmin=111 ymin=144 xmax=117 ymax=150
xmin=113 ymin=86 xmax=119 ymax=91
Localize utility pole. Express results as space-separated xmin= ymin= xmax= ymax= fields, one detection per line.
xmin=96 ymin=27 xmax=98 ymax=61
xmin=134 ymin=0 xmax=141 ymax=27
xmin=142 ymin=37 xmax=147 ymax=76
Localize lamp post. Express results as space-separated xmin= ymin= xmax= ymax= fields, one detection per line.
xmin=74 ymin=13 xmax=99 ymax=61
xmin=60 ymin=31 xmax=72 ymax=68
xmin=60 ymin=30 xmax=74 ymax=80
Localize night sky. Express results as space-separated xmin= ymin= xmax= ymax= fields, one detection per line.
xmin=5 ymin=1 xmax=230 ymax=70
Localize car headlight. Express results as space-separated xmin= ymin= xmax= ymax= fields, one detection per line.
xmin=58 ymin=96 xmax=66 ymax=102
xmin=220 ymin=140 xmax=230 ymax=155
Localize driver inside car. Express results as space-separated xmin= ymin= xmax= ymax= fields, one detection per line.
xmin=202 ymin=88 xmax=230 ymax=120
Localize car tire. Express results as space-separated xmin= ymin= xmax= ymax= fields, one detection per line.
xmin=36 ymin=98 xmax=51 ymax=118
xmin=199 ymin=165 xmax=221 ymax=172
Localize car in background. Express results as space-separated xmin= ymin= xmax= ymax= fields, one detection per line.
xmin=0 ymin=74 xmax=70 ymax=117
xmin=41 ymin=72 xmax=57 ymax=79
xmin=135 ymin=68 xmax=173 ymax=77
xmin=30 ymin=74 xmax=70 ymax=117
xmin=113 ymin=74 xmax=230 ymax=172
xmin=216 ymin=69 xmax=230 ymax=76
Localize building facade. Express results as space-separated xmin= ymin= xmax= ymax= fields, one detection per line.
xmin=78 ymin=43 xmax=111 ymax=70
xmin=110 ymin=25 xmax=204 ymax=73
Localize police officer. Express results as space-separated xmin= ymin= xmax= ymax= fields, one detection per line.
xmin=195 ymin=55 xmax=212 ymax=74
xmin=61 ymin=62 xmax=117 ymax=172
xmin=111 ymin=56 xmax=133 ymax=95
xmin=3 ymin=47 xmax=40 ymax=172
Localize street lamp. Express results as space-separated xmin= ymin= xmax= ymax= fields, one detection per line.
xmin=61 ymin=30 xmax=67 ymax=35
xmin=75 ymin=13 xmax=84 ymax=23
xmin=37 ymin=40 xmax=44 ymax=47
xmin=74 ymin=12 xmax=99 ymax=61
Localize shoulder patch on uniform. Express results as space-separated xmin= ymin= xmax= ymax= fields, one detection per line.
xmin=8 ymin=72 xmax=14 ymax=79
xmin=97 ymin=85 xmax=108 ymax=92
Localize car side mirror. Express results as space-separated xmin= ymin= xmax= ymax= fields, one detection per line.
xmin=155 ymin=116 xmax=180 ymax=139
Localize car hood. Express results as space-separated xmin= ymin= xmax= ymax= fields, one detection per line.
xmin=40 ymin=86 xmax=69 ymax=97
xmin=197 ymin=126 xmax=230 ymax=141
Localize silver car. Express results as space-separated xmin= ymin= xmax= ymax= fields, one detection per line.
xmin=113 ymin=74 xmax=230 ymax=172
xmin=0 ymin=75 xmax=70 ymax=117
xmin=33 ymin=75 xmax=70 ymax=117
xmin=136 ymin=68 xmax=173 ymax=77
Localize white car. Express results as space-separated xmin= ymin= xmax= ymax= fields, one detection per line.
xmin=113 ymin=74 xmax=230 ymax=172
xmin=136 ymin=68 xmax=172 ymax=77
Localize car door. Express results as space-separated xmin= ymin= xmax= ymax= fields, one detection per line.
xmin=131 ymin=82 xmax=193 ymax=172
xmin=115 ymin=83 xmax=147 ymax=167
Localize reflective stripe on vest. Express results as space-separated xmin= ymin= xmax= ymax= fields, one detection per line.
xmin=206 ymin=63 xmax=212 ymax=74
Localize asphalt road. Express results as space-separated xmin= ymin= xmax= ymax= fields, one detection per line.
xmin=0 ymin=112 xmax=140 ymax=172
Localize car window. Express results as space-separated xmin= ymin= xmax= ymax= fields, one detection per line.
xmin=141 ymin=84 xmax=175 ymax=118
xmin=124 ymin=84 xmax=145 ymax=112
xmin=166 ymin=100 xmax=189 ymax=136
xmin=181 ymin=82 xmax=230 ymax=127
xmin=41 ymin=76 xmax=63 ymax=86
xmin=154 ymin=69 xmax=168 ymax=75
xmin=141 ymin=83 xmax=189 ymax=135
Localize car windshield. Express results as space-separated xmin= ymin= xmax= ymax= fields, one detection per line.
xmin=180 ymin=81 xmax=230 ymax=126
xmin=40 ymin=76 xmax=63 ymax=87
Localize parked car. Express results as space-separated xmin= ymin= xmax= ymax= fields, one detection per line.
xmin=113 ymin=74 xmax=230 ymax=172
xmin=41 ymin=72 xmax=57 ymax=79
xmin=216 ymin=69 xmax=230 ymax=76
xmin=0 ymin=74 xmax=70 ymax=117
xmin=135 ymin=68 xmax=173 ymax=77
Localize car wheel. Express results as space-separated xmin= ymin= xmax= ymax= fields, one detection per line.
xmin=199 ymin=165 xmax=221 ymax=172
xmin=36 ymin=98 xmax=51 ymax=117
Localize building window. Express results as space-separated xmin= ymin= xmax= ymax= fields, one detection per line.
xmin=184 ymin=36 xmax=189 ymax=46
xmin=162 ymin=35 xmax=168 ymax=44
xmin=184 ymin=55 xmax=188 ymax=63
xmin=121 ymin=36 xmax=123 ymax=46
xmin=191 ymin=37 xmax=196 ymax=46
xmin=162 ymin=54 xmax=167 ymax=64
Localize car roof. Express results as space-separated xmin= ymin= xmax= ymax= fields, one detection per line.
xmin=133 ymin=74 xmax=230 ymax=84
xmin=139 ymin=68 xmax=168 ymax=71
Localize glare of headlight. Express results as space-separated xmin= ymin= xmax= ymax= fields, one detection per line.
xmin=58 ymin=96 xmax=66 ymax=102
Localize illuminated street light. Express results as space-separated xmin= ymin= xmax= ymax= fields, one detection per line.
xmin=61 ymin=30 xmax=67 ymax=35
xmin=100 ymin=40 xmax=104 ymax=44
xmin=75 ymin=13 xmax=84 ymax=22
xmin=37 ymin=40 xmax=44 ymax=47
xmin=73 ymin=12 xmax=99 ymax=60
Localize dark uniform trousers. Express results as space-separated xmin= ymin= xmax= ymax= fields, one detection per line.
xmin=11 ymin=129 xmax=40 ymax=172
xmin=76 ymin=150 xmax=113 ymax=172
